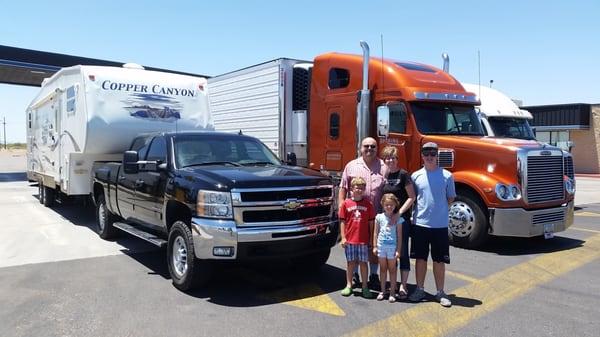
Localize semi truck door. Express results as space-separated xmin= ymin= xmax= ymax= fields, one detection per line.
xmin=385 ymin=103 xmax=411 ymax=170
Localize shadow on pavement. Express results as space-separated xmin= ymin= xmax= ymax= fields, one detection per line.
xmin=124 ymin=249 xmax=347 ymax=307
xmin=0 ymin=172 xmax=27 ymax=182
xmin=477 ymin=235 xmax=584 ymax=256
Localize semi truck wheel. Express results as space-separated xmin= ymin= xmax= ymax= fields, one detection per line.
xmin=167 ymin=221 xmax=210 ymax=291
xmin=96 ymin=194 xmax=118 ymax=240
xmin=448 ymin=191 xmax=488 ymax=249
xmin=42 ymin=185 xmax=55 ymax=207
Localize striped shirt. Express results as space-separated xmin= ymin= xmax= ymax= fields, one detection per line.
xmin=340 ymin=157 xmax=386 ymax=211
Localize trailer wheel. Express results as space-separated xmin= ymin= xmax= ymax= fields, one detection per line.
xmin=96 ymin=194 xmax=118 ymax=240
xmin=42 ymin=185 xmax=55 ymax=207
xmin=38 ymin=184 xmax=44 ymax=204
xmin=292 ymin=249 xmax=331 ymax=271
xmin=167 ymin=221 xmax=210 ymax=291
xmin=448 ymin=191 xmax=488 ymax=249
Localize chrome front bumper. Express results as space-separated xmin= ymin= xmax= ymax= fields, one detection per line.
xmin=190 ymin=217 xmax=338 ymax=260
xmin=489 ymin=201 xmax=574 ymax=237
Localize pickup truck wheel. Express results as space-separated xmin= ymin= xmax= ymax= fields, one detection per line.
xmin=448 ymin=191 xmax=488 ymax=249
xmin=96 ymin=194 xmax=118 ymax=240
xmin=292 ymin=249 xmax=331 ymax=271
xmin=42 ymin=185 xmax=55 ymax=207
xmin=168 ymin=221 xmax=210 ymax=291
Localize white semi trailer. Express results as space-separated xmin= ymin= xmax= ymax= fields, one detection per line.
xmin=26 ymin=64 xmax=212 ymax=206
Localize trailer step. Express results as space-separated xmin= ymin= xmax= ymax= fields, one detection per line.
xmin=113 ymin=222 xmax=167 ymax=248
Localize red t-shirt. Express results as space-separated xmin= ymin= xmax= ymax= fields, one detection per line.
xmin=338 ymin=198 xmax=375 ymax=244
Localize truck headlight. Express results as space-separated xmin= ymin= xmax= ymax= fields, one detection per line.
xmin=495 ymin=183 xmax=521 ymax=201
xmin=565 ymin=177 xmax=575 ymax=195
xmin=196 ymin=190 xmax=233 ymax=219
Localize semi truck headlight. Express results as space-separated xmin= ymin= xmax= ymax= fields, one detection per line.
xmin=495 ymin=183 xmax=521 ymax=201
xmin=196 ymin=190 xmax=233 ymax=219
xmin=565 ymin=177 xmax=575 ymax=195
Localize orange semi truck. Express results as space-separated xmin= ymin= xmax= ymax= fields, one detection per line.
xmin=207 ymin=41 xmax=574 ymax=248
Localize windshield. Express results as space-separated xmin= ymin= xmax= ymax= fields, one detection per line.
xmin=411 ymin=103 xmax=484 ymax=136
xmin=174 ymin=135 xmax=281 ymax=168
xmin=487 ymin=117 xmax=536 ymax=140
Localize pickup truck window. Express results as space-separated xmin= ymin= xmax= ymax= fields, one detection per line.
xmin=174 ymin=135 xmax=281 ymax=168
xmin=130 ymin=137 xmax=151 ymax=160
xmin=146 ymin=136 xmax=167 ymax=162
xmin=411 ymin=103 xmax=484 ymax=136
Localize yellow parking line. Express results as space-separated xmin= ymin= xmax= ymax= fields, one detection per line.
xmin=344 ymin=234 xmax=600 ymax=337
xmin=570 ymin=227 xmax=600 ymax=234
xmin=575 ymin=211 xmax=600 ymax=217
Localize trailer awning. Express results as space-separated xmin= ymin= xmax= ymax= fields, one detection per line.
xmin=0 ymin=45 xmax=207 ymax=87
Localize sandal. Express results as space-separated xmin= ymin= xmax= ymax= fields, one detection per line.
xmin=376 ymin=293 xmax=385 ymax=301
xmin=341 ymin=286 xmax=352 ymax=297
xmin=389 ymin=294 xmax=397 ymax=303
xmin=397 ymin=288 xmax=408 ymax=300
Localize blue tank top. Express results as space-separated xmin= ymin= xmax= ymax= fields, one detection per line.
xmin=376 ymin=213 xmax=402 ymax=247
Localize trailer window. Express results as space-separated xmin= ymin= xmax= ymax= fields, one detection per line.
xmin=328 ymin=68 xmax=350 ymax=89
xmin=66 ymin=85 xmax=77 ymax=115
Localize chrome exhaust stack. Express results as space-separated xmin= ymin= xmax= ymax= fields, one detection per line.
xmin=442 ymin=52 xmax=449 ymax=73
xmin=357 ymin=41 xmax=371 ymax=155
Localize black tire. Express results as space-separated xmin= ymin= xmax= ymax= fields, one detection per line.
xmin=167 ymin=221 xmax=211 ymax=291
xmin=42 ymin=185 xmax=55 ymax=207
xmin=96 ymin=194 xmax=119 ymax=240
xmin=448 ymin=191 xmax=489 ymax=249
xmin=292 ymin=249 xmax=331 ymax=271
xmin=38 ymin=184 xmax=44 ymax=204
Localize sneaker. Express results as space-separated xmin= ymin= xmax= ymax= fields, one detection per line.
xmin=368 ymin=274 xmax=380 ymax=290
xmin=340 ymin=286 xmax=352 ymax=297
xmin=352 ymin=272 xmax=361 ymax=288
xmin=376 ymin=292 xmax=385 ymax=301
xmin=389 ymin=294 xmax=397 ymax=303
xmin=435 ymin=291 xmax=452 ymax=307
xmin=362 ymin=287 xmax=373 ymax=299
xmin=408 ymin=287 xmax=426 ymax=302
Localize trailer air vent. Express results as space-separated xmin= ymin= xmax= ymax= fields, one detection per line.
xmin=437 ymin=149 xmax=454 ymax=168
xmin=293 ymin=67 xmax=311 ymax=110
xmin=122 ymin=63 xmax=145 ymax=70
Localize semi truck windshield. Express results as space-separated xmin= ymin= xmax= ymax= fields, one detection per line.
xmin=487 ymin=117 xmax=536 ymax=140
xmin=411 ymin=103 xmax=484 ymax=136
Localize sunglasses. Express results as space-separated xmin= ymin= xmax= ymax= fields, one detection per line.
xmin=363 ymin=145 xmax=377 ymax=149
xmin=422 ymin=150 xmax=438 ymax=157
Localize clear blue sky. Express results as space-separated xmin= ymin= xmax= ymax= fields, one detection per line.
xmin=1 ymin=0 xmax=598 ymax=143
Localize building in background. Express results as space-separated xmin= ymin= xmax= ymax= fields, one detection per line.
xmin=523 ymin=103 xmax=600 ymax=174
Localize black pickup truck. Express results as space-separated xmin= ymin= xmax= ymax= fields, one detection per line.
xmin=92 ymin=131 xmax=337 ymax=291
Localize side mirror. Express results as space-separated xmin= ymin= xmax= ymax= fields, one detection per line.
xmin=377 ymin=106 xmax=390 ymax=138
xmin=286 ymin=152 xmax=297 ymax=166
xmin=123 ymin=151 xmax=139 ymax=174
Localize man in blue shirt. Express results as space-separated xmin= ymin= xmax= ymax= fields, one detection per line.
xmin=408 ymin=142 xmax=456 ymax=307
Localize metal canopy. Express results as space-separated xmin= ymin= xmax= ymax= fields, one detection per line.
xmin=0 ymin=45 xmax=207 ymax=87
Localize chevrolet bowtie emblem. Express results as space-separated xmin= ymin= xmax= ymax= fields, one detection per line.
xmin=283 ymin=199 xmax=301 ymax=211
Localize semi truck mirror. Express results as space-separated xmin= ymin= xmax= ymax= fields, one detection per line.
xmin=377 ymin=106 xmax=390 ymax=138
xmin=123 ymin=151 xmax=139 ymax=174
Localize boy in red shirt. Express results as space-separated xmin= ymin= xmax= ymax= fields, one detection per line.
xmin=339 ymin=177 xmax=375 ymax=298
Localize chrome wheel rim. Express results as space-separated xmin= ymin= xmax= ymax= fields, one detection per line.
xmin=449 ymin=201 xmax=475 ymax=237
xmin=172 ymin=236 xmax=188 ymax=278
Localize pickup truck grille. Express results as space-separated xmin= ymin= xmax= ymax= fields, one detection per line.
xmin=526 ymin=155 xmax=564 ymax=203
xmin=232 ymin=186 xmax=333 ymax=227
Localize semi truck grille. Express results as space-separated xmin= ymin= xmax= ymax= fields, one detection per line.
xmin=564 ymin=155 xmax=574 ymax=180
xmin=437 ymin=150 xmax=454 ymax=168
xmin=526 ymin=156 xmax=564 ymax=203
xmin=532 ymin=211 xmax=565 ymax=225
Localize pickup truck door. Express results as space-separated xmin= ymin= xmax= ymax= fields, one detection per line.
xmin=119 ymin=137 xmax=152 ymax=222
xmin=135 ymin=136 xmax=167 ymax=228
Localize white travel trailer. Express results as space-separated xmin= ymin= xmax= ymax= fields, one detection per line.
xmin=462 ymin=83 xmax=535 ymax=140
xmin=26 ymin=64 xmax=212 ymax=206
